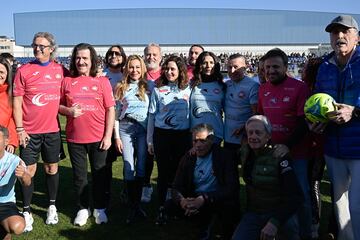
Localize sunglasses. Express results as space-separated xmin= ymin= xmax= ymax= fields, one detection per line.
xmin=109 ymin=51 xmax=122 ymax=57
xmin=31 ymin=44 xmax=51 ymax=51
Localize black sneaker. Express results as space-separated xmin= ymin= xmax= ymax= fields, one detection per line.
xmin=155 ymin=206 xmax=167 ymax=225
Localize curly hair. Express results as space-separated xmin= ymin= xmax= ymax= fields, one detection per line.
xmin=104 ymin=45 xmax=127 ymax=72
xmin=69 ymin=43 xmax=99 ymax=77
xmin=157 ymin=55 xmax=188 ymax=90
xmin=191 ymin=51 xmax=223 ymax=88
xmin=114 ymin=55 xmax=148 ymax=101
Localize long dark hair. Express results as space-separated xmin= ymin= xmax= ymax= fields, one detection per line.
xmin=70 ymin=43 xmax=98 ymax=77
xmin=157 ymin=55 xmax=188 ymax=90
xmin=104 ymin=44 xmax=127 ymax=72
xmin=0 ymin=57 xmax=13 ymax=106
xmin=191 ymin=51 xmax=223 ymax=88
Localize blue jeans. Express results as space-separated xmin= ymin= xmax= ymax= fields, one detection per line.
xmin=119 ymin=119 xmax=147 ymax=181
xmin=232 ymin=212 xmax=299 ymax=240
xmin=325 ymin=155 xmax=360 ymax=240
xmin=292 ymin=159 xmax=312 ymax=238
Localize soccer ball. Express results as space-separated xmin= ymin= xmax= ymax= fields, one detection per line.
xmin=304 ymin=93 xmax=336 ymax=123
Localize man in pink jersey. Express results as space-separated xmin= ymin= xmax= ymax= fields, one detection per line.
xmin=141 ymin=43 xmax=163 ymax=203
xmin=12 ymin=32 xmax=68 ymax=231
xmin=187 ymin=44 xmax=204 ymax=80
xmin=257 ymin=48 xmax=312 ymax=239
xmin=60 ymin=43 xmax=115 ymax=226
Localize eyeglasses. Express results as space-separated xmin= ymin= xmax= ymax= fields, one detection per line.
xmin=109 ymin=51 xmax=122 ymax=57
xmin=31 ymin=44 xmax=51 ymax=51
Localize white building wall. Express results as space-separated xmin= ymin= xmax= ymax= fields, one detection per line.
xmin=13 ymin=44 xmax=323 ymax=58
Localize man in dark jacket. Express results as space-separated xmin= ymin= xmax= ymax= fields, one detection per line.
xmin=170 ymin=123 xmax=240 ymax=240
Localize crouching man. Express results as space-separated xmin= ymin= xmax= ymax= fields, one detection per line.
xmin=0 ymin=126 xmax=31 ymax=239
xmin=170 ymin=123 xmax=240 ymax=240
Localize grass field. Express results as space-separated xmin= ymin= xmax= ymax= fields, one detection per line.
xmin=11 ymin=118 xmax=334 ymax=240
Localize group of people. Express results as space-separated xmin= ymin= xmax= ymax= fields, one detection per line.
xmin=0 ymin=14 xmax=360 ymax=240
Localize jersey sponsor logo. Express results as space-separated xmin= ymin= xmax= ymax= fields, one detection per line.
xmin=270 ymin=97 xmax=277 ymax=104
xmin=213 ymin=88 xmax=220 ymax=94
xmin=280 ymin=160 xmax=289 ymax=167
xmin=192 ymin=106 xmax=211 ymax=118
xmin=91 ymin=85 xmax=98 ymax=91
xmin=32 ymin=93 xmax=48 ymax=106
xmin=159 ymin=89 xmax=168 ymax=93
xmin=201 ymin=88 xmax=208 ymax=93
xmin=283 ymin=96 xmax=290 ymax=102
xmin=238 ymin=91 xmax=246 ymax=98
xmin=164 ymin=115 xmax=177 ymax=127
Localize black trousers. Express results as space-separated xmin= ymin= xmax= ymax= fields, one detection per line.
xmin=154 ymin=128 xmax=191 ymax=206
xmin=166 ymin=198 xmax=240 ymax=240
xmin=68 ymin=141 xmax=108 ymax=210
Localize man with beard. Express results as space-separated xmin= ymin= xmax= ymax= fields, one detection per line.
xmin=187 ymin=45 xmax=204 ymax=80
xmin=257 ymin=48 xmax=312 ymax=239
xmin=224 ymin=54 xmax=259 ymax=152
xmin=102 ymin=45 xmax=127 ymax=209
xmin=141 ymin=43 xmax=163 ymax=203
xmin=312 ymin=15 xmax=360 ymax=240
xmin=144 ymin=43 xmax=162 ymax=93
xmin=13 ymin=32 xmax=68 ymax=231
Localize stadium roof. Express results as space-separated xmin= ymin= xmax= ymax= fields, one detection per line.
xmin=13 ymin=8 xmax=360 ymax=46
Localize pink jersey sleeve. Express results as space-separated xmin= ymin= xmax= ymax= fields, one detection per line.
xmin=13 ymin=67 xmax=26 ymax=96
xmin=101 ymin=77 xmax=115 ymax=108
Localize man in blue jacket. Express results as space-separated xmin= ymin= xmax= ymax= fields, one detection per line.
xmin=312 ymin=15 xmax=360 ymax=240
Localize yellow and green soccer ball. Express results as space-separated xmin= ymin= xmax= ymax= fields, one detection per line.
xmin=304 ymin=93 xmax=336 ymax=123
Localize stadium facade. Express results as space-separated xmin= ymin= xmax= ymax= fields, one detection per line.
xmin=12 ymin=8 xmax=360 ymax=57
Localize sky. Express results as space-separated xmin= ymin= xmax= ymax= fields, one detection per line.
xmin=3 ymin=0 xmax=360 ymax=38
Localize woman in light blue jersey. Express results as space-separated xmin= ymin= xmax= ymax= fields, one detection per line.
xmin=190 ymin=51 xmax=225 ymax=144
xmin=114 ymin=55 xmax=149 ymax=224
xmin=147 ymin=55 xmax=191 ymax=225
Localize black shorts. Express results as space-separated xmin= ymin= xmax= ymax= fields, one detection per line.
xmin=20 ymin=132 xmax=61 ymax=166
xmin=0 ymin=202 xmax=22 ymax=222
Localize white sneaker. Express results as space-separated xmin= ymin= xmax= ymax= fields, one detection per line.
xmin=46 ymin=205 xmax=59 ymax=225
xmin=23 ymin=212 xmax=34 ymax=232
xmin=93 ymin=209 xmax=108 ymax=224
xmin=166 ymin=188 xmax=172 ymax=201
xmin=141 ymin=186 xmax=153 ymax=203
xmin=74 ymin=209 xmax=91 ymax=226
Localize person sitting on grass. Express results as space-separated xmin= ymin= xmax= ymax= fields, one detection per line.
xmin=170 ymin=123 xmax=240 ymax=240
xmin=0 ymin=126 xmax=31 ymax=240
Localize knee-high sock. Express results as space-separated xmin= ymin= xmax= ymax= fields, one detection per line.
xmin=46 ymin=172 xmax=59 ymax=206
xmin=22 ymin=178 xmax=34 ymax=212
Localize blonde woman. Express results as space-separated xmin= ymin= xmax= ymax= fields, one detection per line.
xmin=114 ymin=55 xmax=149 ymax=223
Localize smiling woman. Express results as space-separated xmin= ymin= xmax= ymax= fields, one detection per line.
xmin=146 ymin=55 xmax=191 ymax=224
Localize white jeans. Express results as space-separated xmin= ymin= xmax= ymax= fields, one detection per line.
xmin=325 ymin=155 xmax=360 ymax=240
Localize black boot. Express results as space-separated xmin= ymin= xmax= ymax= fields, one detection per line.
xmin=134 ymin=177 xmax=147 ymax=218
xmin=125 ymin=180 xmax=137 ymax=224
